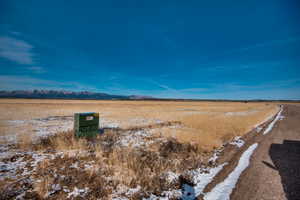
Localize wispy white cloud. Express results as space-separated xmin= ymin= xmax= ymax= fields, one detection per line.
xmin=0 ymin=36 xmax=34 ymax=65
xmin=0 ymin=75 xmax=99 ymax=92
xmin=0 ymin=35 xmax=47 ymax=74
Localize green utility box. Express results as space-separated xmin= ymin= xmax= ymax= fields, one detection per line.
xmin=74 ymin=112 xmax=99 ymax=137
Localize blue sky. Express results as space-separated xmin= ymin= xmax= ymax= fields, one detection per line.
xmin=0 ymin=0 xmax=300 ymax=99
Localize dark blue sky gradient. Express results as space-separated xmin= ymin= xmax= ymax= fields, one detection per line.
xmin=0 ymin=0 xmax=300 ymax=99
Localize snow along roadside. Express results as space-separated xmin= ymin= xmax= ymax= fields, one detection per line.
xmin=253 ymin=105 xmax=281 ymax=130
xmin=203 ymin=143 xmax=258 ymax=200
xmin=263 ymin=105 xmax=283 ymax=135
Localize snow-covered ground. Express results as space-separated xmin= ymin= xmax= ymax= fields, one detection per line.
xmin=254 ymin=105 xmax=281 ymax=130
xmin=203 ymin=143 xmax=258 ymax=200
xmin=116 ymin=130 xmax=156 ymax=148
xmin=229 ymin=136 xmax=245 ymax=148
xmin=4 ymin=117 xmax=73 ymax=142
xmin=2 ymin=116 xmax=169 ymax=145
xmin=0 ymin=109 xmax=277 ymax=199
xmin=143 ymin=163 xmax=228 ymax=200
xmin=0 ymin=150 xmax=51 ymax=181
xmin=184 ymin=163 xmax=228 ymax=198
xmin=263 ymin=106 xmax=284 ymax=135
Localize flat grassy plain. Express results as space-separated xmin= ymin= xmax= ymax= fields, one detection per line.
xmin=0 ymin=99 xmax=283 ymax=199
xmin=0 ymin=98 xmax=278 ymax=150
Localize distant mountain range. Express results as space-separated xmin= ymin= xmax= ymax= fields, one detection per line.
xmin=0 ymin=90 xmax=154 ymax=100
xmin=0 ymin=90 xmax=299 ymax=102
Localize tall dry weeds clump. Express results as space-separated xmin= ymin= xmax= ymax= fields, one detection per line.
xmin=34 ymin=159 xmax=51 ymax=198
xmin=95 ymin=137 xmax=203 ymax=195
xmin=30 ymin=129 xmax=204 ymax=198
xmin=35 ymin=130 xmax=89 ymax=152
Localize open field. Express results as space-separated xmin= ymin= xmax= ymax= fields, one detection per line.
xmin=0 ymin=99 xmax=283 ymax=199
xmin=0 ymin=99 xmax=278 ymax=150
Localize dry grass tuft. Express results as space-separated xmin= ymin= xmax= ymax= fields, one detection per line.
xmin=33 ymin=155 xmax=111 ymax=199
xmin=35 ymin=131 xmax=89 ymax=152
xmin=34 ymin=159 xmax=51 ymax=198
xmin=28 ymin=130 xmax=204 ymax=198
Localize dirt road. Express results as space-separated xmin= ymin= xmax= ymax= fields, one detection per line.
xmin=230 ymin=105 xmax=300 ymax=200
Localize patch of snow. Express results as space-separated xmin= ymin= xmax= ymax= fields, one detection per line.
xmin=47 ymin=184 xmax=62 ymax=196
xmin=143 ymin=158 xmax=227 ymax=199
xmin=208 ymin=148 xmax=223 ymax=163
xmin=225 ymin=110 xmax=257 ymax=116
xmin=279 ymin=115 xmax=285 ymax=120
xmin=162 ymin=190 xmax=182 ymax=199
xmin=0 ymin=135 xmax=17 ymax=143
xmin=7 ymin=120 xmax=26 ymax=125
xmin=112 ymin=184 xmax=143 ymax=200
xmin=127 ymin=118 xmax=163 ymax=126
xmin=165 ymin=171 xmax=179 ymax=184
xmin=0 ymin=162 xmax=15 ymax=172
xmin=208 ymin=153 xmax=219 ymax=163
xmin=7 ymin=116 xmax=73 ymax=142
xmin=126 ymin=186 xmax=141 ymax=196
xmin=112 ymin=198 xmax=129 ymax=200
xmin=62 ymin=150 xmax=90 ymax=158
xmin=15 ymin=192 xmax=26 ymax=200
xmin=84 ymin=162 xmax=95 ymax=170
xmin=67 ymin=187 xmax=89 ymax=199
xmin=144 ymin=191 xmax=182 ymax=200
xmin=254 ymin=105 xmax=281 ymax=130
xmin=31 ymin=153 xmax=47 ymax=167
xmin=99 ymin=118 xmax=119 ymax=128
xmin=204 ymin=143 xmax=258 ymax=200
xmin=263 ymin=106 xmax=283 ymax=135
xmin=256 ymin=127 xmax=263 ymax=133
xmin=33 ymin=119 xmax=73 ymax=138
xmin=183 ymin=163 xmax=227 ymax=199
xmin=229 ymin=136 xmax=245 ymax=148
xmin=63 ymin=186 xmax=71 ymax=193
xmin=0 ymin=145 xmax=11 ymax=159
xmin=0 ymin=154 xmax=27 ymax=180
xmin=117 ymin=130 xmax=153 ymax=148
xmin=70 ymin=162 xmax=79 ymax=169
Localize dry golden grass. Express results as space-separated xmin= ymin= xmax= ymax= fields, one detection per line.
xmin=34 ymin=159 xmax=51 ymax=198
xmin=34 ymin=131 xmax=89 ymax=154
xmin=30 ymin=130 xmax=202 ymax=198
xmin=1 ymin=99 xmax=296 ymax=199
xmin=162 ymin=105 xmax=279 ymax=150
xmin=0 ymin=99 xmax=280 ymax=150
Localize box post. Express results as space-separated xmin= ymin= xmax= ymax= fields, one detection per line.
xmin=74 ymin=112 xmax=99 ymax=137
